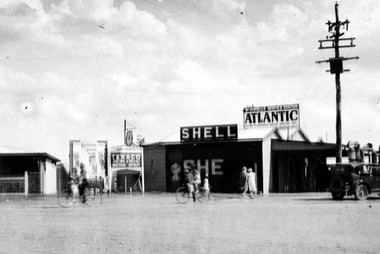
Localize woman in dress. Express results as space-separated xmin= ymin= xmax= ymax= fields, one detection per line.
xmin=243 ymin=167 xmax=256 ymax=198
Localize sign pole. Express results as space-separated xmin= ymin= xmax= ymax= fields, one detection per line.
xmin=108 ymin=148 xmax=112 ymax=195
xmin=141 ymin=148 xmax=145 ymax=194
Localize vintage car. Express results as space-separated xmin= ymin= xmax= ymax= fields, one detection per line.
xmin=329 ymin=162 xmax=380 ymax=200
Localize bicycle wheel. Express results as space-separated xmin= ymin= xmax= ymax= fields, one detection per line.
xmin=84 ymin=187 xmax=103 ymax=206
xmin=197 ymin=188 xmax=210 ymax=203
xmin=57 ymin=189 xmax=74 ymax=208
xmin=176 ymin=187 xmax=190 ymax=204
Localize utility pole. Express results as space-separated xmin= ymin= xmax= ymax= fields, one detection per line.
xmin=316 ymin=2 xmax=359 ymax=163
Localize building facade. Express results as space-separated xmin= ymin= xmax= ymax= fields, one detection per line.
xmin=143 ymin=125 xmax=335 ymax=194
xmin=0 ymin=146 xmax=60 ymax=194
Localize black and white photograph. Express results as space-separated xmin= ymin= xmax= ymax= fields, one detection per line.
xmin=1 ymin=0 xmax=380 ymax=253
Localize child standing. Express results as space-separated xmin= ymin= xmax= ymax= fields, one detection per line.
xmin=203 ymin=174 xmax=210 ymax=192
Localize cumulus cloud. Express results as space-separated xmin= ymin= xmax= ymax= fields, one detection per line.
xmin=1 ymin=0 xmax=380 ymax=164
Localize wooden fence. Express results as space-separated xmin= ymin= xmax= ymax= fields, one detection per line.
xmin=0 ymin=172 xmax=30 ymax=195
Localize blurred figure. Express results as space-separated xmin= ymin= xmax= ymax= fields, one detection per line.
xmin=239 ymin=167 xmax=248 ymax=195
xmin=192 ymin=164 xmax=201 ymax=196
xmin=71 ymin=167 xmax=80 ymax=202
xmin=184 ymin=169 xmax=195 ymax=201
xmin=203 ymin=174 xmax=210 ymax=193
xmin=78 ymin=163 xmax=89 ymax=203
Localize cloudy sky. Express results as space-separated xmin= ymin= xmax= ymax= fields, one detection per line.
xmin=1 ymin=0 xmax=379 ymax=166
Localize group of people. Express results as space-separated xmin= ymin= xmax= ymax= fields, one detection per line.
xmin=184 ymin=163 xmax=210 ymax=202
xmin=239 ymin=166 xmax=257 ymax=198
xmin=69 ymin=163 xmax=88 ymax=203
xmin=183 ymin=164 xmax=256 ymax=200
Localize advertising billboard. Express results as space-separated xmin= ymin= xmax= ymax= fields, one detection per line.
xmin=243 ymin=104 xmax=300 ymax=128
xmin=69 ymin=140 xmax=107 ymax=179
xmin=110 ymin=146 xmax=143 ymax=172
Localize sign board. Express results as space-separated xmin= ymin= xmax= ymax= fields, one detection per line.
xmin=243 ymin=104 xmax=300 ymax=128
xmin=125 ymin=129 xmax=134 ymax=146
xmin=69 ymin=140 xmax=107 ymax=179
xmin=110 ymin=145 xmax=143 ymax=172
xmin=180 ymin=124 xmax=238 ymax=142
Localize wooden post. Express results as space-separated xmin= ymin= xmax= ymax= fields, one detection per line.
xmin=125 ymin=175 xmax=127 ymax=194
xmin=108 ymin=148 xmax=112 ymax=195
xmin=141 ymin=148 xmax=145 ymax=194
xmin=24 ymin=171 xmax=28 ymax=196
xmin=334 ymin=3 xmax=342 ymax=163
xmin=316 ymin=3 xmax=358 ymax=163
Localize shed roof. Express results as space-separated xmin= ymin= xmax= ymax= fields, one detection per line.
xmin=0 ymin=145 xmax=60 ymax=162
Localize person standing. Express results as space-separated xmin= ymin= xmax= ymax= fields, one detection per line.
xmin=243 ymin=168 xmax=256 ymax=198
xmin=192 ymin=164 xmax=201 ymax=194
xmin=184 ymin=169 xmax=195 ymax=201
xmin=70 ymin=167 xmax=80 ymax=202
xmin=203 ymin=174 xmax=210 ymax=192
xmin=239 ymin=166 xmax=248 ymax=195
xmin=78 ymin=163 xmax=89 ymax=203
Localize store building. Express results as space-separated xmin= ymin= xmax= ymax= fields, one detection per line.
xmin=143 ymin=104 xmax=336 ymax=194
xmin=0 ymin=145 xmax=60 ymax=194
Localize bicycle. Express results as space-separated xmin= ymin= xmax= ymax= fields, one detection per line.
xmin=57 ymin=181 xmax=103 ymax=208
xmin=175 ymin=185 xmax=211 ymax=204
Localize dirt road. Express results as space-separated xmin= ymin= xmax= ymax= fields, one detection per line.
xmin=0 ymin=192 xmax=379 ymax=253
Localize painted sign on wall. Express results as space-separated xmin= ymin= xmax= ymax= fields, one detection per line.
xmin=180 ymin=124 xmax=238 ymax=142
xmin=243 ymin=104 xmax=300 ymax=128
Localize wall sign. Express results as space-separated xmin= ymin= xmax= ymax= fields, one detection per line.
xmin=180 ymin=124 xmax=238 ymax=142
xmin=243 ymin=104 xmax=300 ymax=128
xmin=111 ymin=152 xmax=141 ymax=168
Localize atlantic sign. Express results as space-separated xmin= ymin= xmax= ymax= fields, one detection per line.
xmin=243 ymin=104 xmax=300 ymax=128
xmin=180 ymin=124 xmax=238 ymax=142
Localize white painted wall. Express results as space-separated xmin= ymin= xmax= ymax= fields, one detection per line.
xmin=262 ymin=131 xmax=281 ymax=195
xmin=45 ymin=159 xmax=57 ymax=194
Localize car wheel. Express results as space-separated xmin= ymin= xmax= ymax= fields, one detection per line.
xmin=331 ymin=191 xmax=345 ymax=200
xmin=355 ymin=185 xmax=368 ymax=200
xmin=330 ymin=176 xmax=344 ymax=189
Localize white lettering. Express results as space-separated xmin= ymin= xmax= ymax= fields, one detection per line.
xmin=215 ymin=127 xmax=223 ymax=138
xmin=198 ymin=159 xmax=209 ymax=175
xmin=227 ymin=126 xmax=236 ymax=138
xmin=183 ymin=160 xmax=195 ymax=170
xmin=211 ymin=159 xmax=223 ymax=175
xmin=181 ymin=128 xmax=189 ymax=139
xmin=193 ymin=128 xmax=201 ymax=139
xmin=204 ymin=127 xmax=212 ymax=138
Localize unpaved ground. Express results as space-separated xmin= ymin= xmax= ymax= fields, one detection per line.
xmin=0 ymin=192 xmax=379 ymax=254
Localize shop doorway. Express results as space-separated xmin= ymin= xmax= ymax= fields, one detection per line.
xmin=115 ymin=171 xmax=143 ymax=193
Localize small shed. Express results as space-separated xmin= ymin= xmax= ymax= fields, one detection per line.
xmin=0 ymin=145 xmax=60 ymax=194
